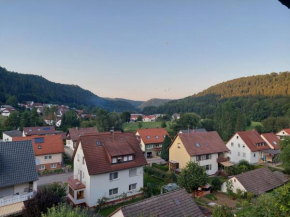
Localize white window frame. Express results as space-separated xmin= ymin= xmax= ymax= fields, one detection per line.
xmin=112 ymin=158 xmax=117 ymax=164
xmin=51 ymin=163 xmax=57 ymax=169
xmin=128 ymin=155 xmax=133 ymax=161
xmin=109 ymin=188 xmax=118 ymax=196
xmin=129 ymin=183 xmax=137 ymax=191
xmin=110 ymin=172 xmax=118 ymax=181
xmin=44 ymin=155 xmax=52 ymax=160
xmin=129 ymin=168 xmax=137 ymax=177
xmin=147 ymin=144 xmax=153 ymax=149
xmin=39 ymin=165 xmax=45 ymax=170
xmin=124 ymin=156 xmax=128 ymax=162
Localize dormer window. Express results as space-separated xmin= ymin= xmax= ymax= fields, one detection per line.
xmin=124 ymin=156 xmax=128 ymax=162
xmin=117 ymin=157 xmax=122 ymax=163
xmin=147 ymin=136 xmax=150 ymax=139
xmin=112 ymin=158 xmax=117 ymax=164
xmin=128 ymin=155 xmax=133 ymax=161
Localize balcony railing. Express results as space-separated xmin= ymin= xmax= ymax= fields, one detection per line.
xmin=217 ymin=156 xmax=229 ymax=163
xmin=0 ymin=191 xmax=36 ymax=207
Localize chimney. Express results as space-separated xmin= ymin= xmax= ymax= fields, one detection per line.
xmin=111 ymin=127 xmax=115 ymax=141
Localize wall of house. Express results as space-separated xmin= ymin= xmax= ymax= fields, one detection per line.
xmin=14 ymin=183 xmax=30 ymax=194
xmin=2 ymin=134 xmax=12 ymax=142
xmin=226 ymin=134 xmax=257 ymax=164
xmin=66 ymin=139 xmax=74 ymax=150
xmin=169 ymin=136 xmax=191 ymax=169
xmin=73 ymin=142 xmax=91 ymax=206
xmin=191 ymin=153 xmax=219 ymax=175
xmin=0 ymin=186 xmax=14 ymax=198
xmin=135 ymin=132 xmax=145 ymax=152
xmin=88 ymin=166 xmax=144 ymax=207
xmin=36 ymin=153 xmax=62 ymax=171
xmin=221 ymin=177 xmax=246 ymax=194
xmin=276 ymin=130 xmax=289 ymax=139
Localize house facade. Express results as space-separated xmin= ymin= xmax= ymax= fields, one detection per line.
xmin=68 ymin=132 xmax=147 ymax=207
xmin=169 ymin=131 xmax=229 ymax=175
xmin=66 ymin=127 xmax=99 ymax=150
xmin=276 ymin=128 xmax=290 ymax=139
xmin=2 ymin=130 xmax=22 ymax=141
xmin=226 ymin=130 xmax=271 ymax=164
xmin=135 ymin=128 xmax=169 ymax=159
xmin=13 ymin=134 xmax=64 ymax=171
xmin=0 ymin=141 xmax=38 ymax=216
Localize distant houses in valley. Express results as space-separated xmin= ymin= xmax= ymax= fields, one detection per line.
xmin=0 ymin=105 xmax=16 ymax=117
xmin=276 ymin=128 xmax=290 ymax=139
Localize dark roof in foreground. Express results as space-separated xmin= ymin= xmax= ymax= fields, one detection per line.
xmin=0 ymin=141 xmax=38 ymax=188
xmin=273 ymin=171 xmax=290 ymax=183
xmin=235 ymin=167 xmax=284 ymax=195
xmin=3 ymin=130 xmax=22 ymax=137
xmin=111 ymin=189 xmax=204 ymax=217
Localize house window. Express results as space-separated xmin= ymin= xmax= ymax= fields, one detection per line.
xmin=254 ymin=153 xmax=256 ymax=157
xmin=44 ymin=155 xmax=52 ymax=159
xmin=117 ymin=157 xmax=122 ymax=163
xmin=236 ymin=136 xmax=239 ymax=139
xmin=112 ymin=158 xmax=117 ymax=163
xmin=51 ymin=164 xmax=57 ymax=169
xmin=238 ymin=144 xmax=240 ymax=148
xmin=82 ymin=157 xmax=85 ymax=165
xmin=128 ymin=155 xmax=133 ymax=161
xmin=129 ymin=183 xmax=137 ymax=191
xmin=196 ymin=155 xmax=201 ymax=161
xmin=34 ymin=138 xmax=44 ymax=143
xmin=243 ymin=153 xmax=246 ymax=157
xmin=231 ymin=142 xmax=234 ymax=147
xmin=203 ymin=165 xmax=212 ymax=171
xmin=39 ymin=165 xmax=45 ymax=170
xmin=77 ymin=154 xmax=80 ymax=162
xmin=129 ymin=168 xmax=137 ymax=177
xmin=124 ymin=156 xmax=128 ymax=162
xmin=205 ymin=154 xmax=211 ymax=160
xmin=238 ymin=152 xmax=240 ymax=156
xmin=109 ymin=172 xmax=118 ymax=181
xmin=77 ymin=190 xmax=84 ymax=199
xmin=156 ymin=136 xmax=159 ymax=139
xmin=109 ymin=188 xmax=118 ymax=196
xmin=178 ymin=143 xmax=180 ymax=148
xmin=147 ymin=144 xmax=153 ymax=149
xmin=243 ymin=145 xmax=245 ymax=148
xmin=146 ymin=136 xmax=150 ymax=139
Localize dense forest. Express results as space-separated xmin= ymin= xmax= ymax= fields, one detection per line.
xmin=138 ymin=98 xmax=172 ymax=109
xmin=0 ymin=66 xmax=137 ymax=112
xmin=143 ymin=72 xmax=290 ymax=122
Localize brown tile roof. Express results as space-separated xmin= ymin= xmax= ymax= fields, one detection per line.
xmin=23 ymin=126 xmax=56 ymax=136
xmin=13 ymin=134 xmax=64 ymax=156
xmin=278 ymin=128 xmax=290 ymax=135
xmin=73 ymin=132 xmax=147 ymax=175
xmin=136 ymin=128 xmax=169 ymax=145
xmin=261 ymin=133 xmax=280 ymax=150
xmin=234 ymin=167 xmax=284 ymax=195
xmin=67 ymin=127 xmax=99 ymax=141
xmin=273 ymin=171 xmax=290 ymax=183
xmin=179 ymin=131 xmax=229 ymax=156
xmin=236 ymin=130 xmax=270 ymax=152
xmin=111 ymin=189 xmax=204 ymax=217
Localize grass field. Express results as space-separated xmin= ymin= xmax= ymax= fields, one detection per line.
xmin=0 ymin=115 xmax=7 ymax=125
xmin=123 ymin=121 xmax=172 ymax=132
xmin=246 ymin=121 xmax=262 ymax=131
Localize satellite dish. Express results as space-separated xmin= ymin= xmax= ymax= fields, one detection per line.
xmin=35 ymin=158 xmax=41 ymax=165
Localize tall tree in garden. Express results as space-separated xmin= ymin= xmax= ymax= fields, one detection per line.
xmin=95 ymin=108 xmax=110 ymax=132
xmin=20 ymin=110 xmax=31 ymax=128
xmin=121 ymin=111 xmax=131 ymax=123
xmin=109 ymin=112 xmax=123 ymax=131
xmin=161 ymin=135 xmax=171 ymax=161
xmin=280 ymin=137 xmax=290 ymax=173
xmin=178 ymin=113 xmax=200 ymax=129
xmin=4 ymin=112 xmax=20 ymax=130
xmin=61 ymin=110 xmax=80 ymax=131
xmin=262 ymin=117 xmax=277 ymax=133
xmin=30 ymin=108 xmax=40 ymax=126
xmin=177 ymin=161 xmax=208 ymax=193
xmin=235 ymin=111 xmax=246 ymax=132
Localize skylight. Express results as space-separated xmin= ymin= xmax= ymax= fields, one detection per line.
xmin=156 ymin=136 xmax=159 ymax=139
xmin=196 ymin=143 xmax=200 ymax=147
xmin=97 ymin=141 xmax=101 ymax=146
xmin=273 ymin=141 xmax=277 ymax=145
xmin=147 ymin=136 xmax=150 ymax=139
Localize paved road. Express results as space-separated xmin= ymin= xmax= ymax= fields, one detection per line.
xmin=38 ymin=172 xmax=73 ymax=186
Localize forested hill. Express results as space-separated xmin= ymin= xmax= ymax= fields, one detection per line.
xmin=138 ymin=98 xmax=172 ymax=109
xmin=143 ymin=72 xmax=290 ymax=122
xmin=0 ymin=67 xmax=137 ymax=112
xmin=196 ymin=72 xmax=290 ymax=98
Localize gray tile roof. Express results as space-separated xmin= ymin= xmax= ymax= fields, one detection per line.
xmin=3 ymin=130 xmax=23 ymax=138
xmin=114 ymin=189 xmax=204 ymax=217
xmin=0 ymin=141 xmax=38 ymax=188
xmin=273 ymin=171 xmax=290 ymax=183
xmin=235 ymin=167 xmax=284 ymax=195
xmin=179 ymin=128 xmax=207 ymax=134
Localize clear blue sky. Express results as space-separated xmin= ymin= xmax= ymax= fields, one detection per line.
xmin=0 ymin=0 xmax=289 ymax=101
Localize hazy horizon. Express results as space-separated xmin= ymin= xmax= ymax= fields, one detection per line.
xmin=0 ymin=0 xmax=289 ymax=101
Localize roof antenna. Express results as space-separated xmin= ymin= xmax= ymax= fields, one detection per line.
xmin=112 ymin=127 xmax=115 ymax=141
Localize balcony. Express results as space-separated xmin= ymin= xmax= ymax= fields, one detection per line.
xmin=217 ymin=156 xmax=229 ymax=163
xmin=67 ymin=175 xmax=86 ymax=205
xmin=0 ymin=191 xmax=36 ymax=207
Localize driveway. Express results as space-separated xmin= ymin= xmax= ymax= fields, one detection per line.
xmin=147 ymin=158 xmax=166 ymax=165
xmin=38 ymin=172 xmax=73 ymax=186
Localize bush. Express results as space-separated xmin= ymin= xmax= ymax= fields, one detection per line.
xmin=212 ymin=204 xmax=234 ymax=217
xmin=205 ymin=194 xmax=217 ymax=201
xmin=211 ymin=178 xmax=222 ymax=192
xmin=42 ymin=203 xmax=97 ymax=217
xmin=144 ymin=166 xmax=174 ymax=183
xmin=152 ymin=163 xmax=169 ymax=172
xmin=246 ymin=192 xmax=255 ymax=202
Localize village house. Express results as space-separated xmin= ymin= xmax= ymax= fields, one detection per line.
xmin=260 ymin=133 xmax=281 ymax=162
xmin=142 ymin=115 xmax=156 ymax=122
xmin=169 ymin=131 xmax=229 ymax=175
xmin=13 ymin=134 xmax=64 ymax=171
xmin=276 ymin=128 xmax=290 ymax=139
xmin=171 ymin=113 xmax=180 ymax=121
xmin=135 ymin=128 xmax=169 ymax=159
xmin=221 ymin=167 xmax=290 ymax=195
xmin=226 ymin=130 xmax=271 ymax=164
xmin=0 ymin=141 xmax=38 ymax=216
xmin=66 ymin=127 xmax=99 ymax=150
xmin=0 ymin=107 xmax=16 ymax=117
xmin=2 ymin=130 xmax=22 ymax=141
xmin=23 ymin=126 xmax=56 ymax=137
xmin=109 ymin=189 xmax=204 ymax=217
xmin=67 ymin=132 xmax=147 ymax=207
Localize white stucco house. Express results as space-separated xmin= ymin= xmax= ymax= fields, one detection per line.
xmin=276 ymin=128 xmax=290 ymax=140
xmin=169 ymin=131 xmax=229 ymax=175
xmin=226 ymin=130 xmax=271 ymax=164
xmin=68 ymin=132 xmax=147 ymax=207
xmin=2 ymin=130 xmax=22 ymax=142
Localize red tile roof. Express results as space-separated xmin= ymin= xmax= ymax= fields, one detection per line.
xmin=13 ymin=134 xmax=64 ymax=156
xmin=23 ymin=126 xmax=56 ymax=136
xmin=278 ymin=128 xmax=290 ymax=135
xmin=136 ymin=128 xmax=169 ymax=145
xmin=179 ymin=131 xmax=229 ymax=156
xmin=261 ymin=133 xmax=280 ymax=150
xmin=73 ymin=133 xmax=147 ymax=175
xmin=67 ymin=127 xmax=99 ymax=141
xmin=236 ymin=130 xmax=270 ymax=152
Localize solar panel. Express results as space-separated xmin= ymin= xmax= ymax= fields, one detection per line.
xmin=35 ymin=138 xmax=44 ymax=143
xmin=196 ymin=143 xmax=200 ymax=147
xmin=43 ymin=127 xmax=50 ymax=131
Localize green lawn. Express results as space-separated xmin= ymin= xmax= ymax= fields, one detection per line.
xmin=0 ymin=115 xmax=7 ymax=125
xmin=246 ymin=121 xmax=262 ymax=131
xmin=144 ymin=173 xmax=165 ymax=186
xmin=123 ymin=121 xmax=172 ymax=132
